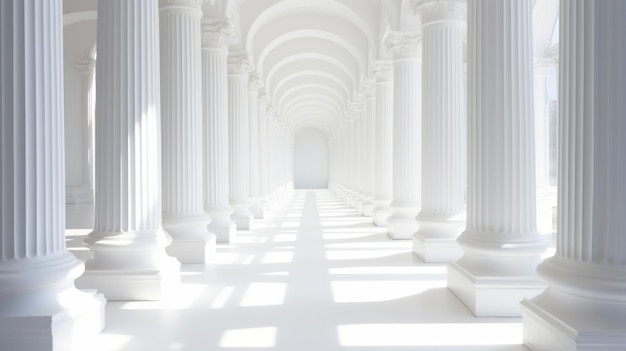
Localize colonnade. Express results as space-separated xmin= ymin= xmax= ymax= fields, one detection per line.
xmin=2 ymin=0 xmax=626 ymax=350
xmin=330 ymin=0 xmax=626 ymax=349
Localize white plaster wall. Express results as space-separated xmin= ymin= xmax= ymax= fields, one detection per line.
xmin=63 ymin=20 xmax=96 ymax=188
xmin=293 ymin=128 xmax=329 ymax=189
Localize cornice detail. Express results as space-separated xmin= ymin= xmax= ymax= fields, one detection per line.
xmin=201 ymin=18 xmax=238 ymax=50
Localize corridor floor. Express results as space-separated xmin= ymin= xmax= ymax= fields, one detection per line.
xmin=67 ymin=190 xmax=529 ymax=351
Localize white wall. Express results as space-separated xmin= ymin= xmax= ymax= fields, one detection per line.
xmin=293 ymin=128 xmax=329 ymax=189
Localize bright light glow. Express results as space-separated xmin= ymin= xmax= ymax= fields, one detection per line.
xmin=331 ymin=281 xmax=445 ymax=302
xmin=211 ymin=286 xmax=235 ymax=309
xmin=273 ymin=234 xmax=297 ymax=242
xmin=240 ymin=283 xmax=286 ymax=306
xmin=242 ymin=255 xmax=255 ymax=265
xmin=90 ymin=333 xmax=134 ymax=351
xmin=337 ymin=323 xmax=523 ymax=346
xmin=326 ymin=250 xmax=405 ymax=261
xmin=219 ymin=327 xmax=277 ymax=348
xmin=261 ymin=251 xmax=294 ymax=263
xmin=119 ymin=284 xmax=207 ymax=310
xmin=328 ymin=266 xmax=446 ymax=275
xmin=261 ymin=271 xmax=290 ymax=276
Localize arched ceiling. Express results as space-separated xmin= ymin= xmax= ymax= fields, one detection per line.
xmin=239 ymin=0 xmax=388 ymax=137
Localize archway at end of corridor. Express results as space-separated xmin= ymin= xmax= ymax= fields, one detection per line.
xmin=293 ymin=128 xmax=329 ymax=189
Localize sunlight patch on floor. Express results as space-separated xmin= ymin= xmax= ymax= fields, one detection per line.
xmin=240 ymin=282 xmax=287 ymax=307
xmin=331 ymin=281 xmax=446 ymax=303
xmin=337 ymin=323 xmax=523 ymax=346
xmin=219 ymin=327 xmax=278 ymax=348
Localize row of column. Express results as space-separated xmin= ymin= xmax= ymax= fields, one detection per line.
xmin=0 ymin=0 xmax=294 ymax=349
xmin=332 ymin=0 xmax=626 ymax=349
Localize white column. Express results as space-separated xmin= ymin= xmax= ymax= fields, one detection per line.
xmin=228 ymin=53 xmax=254 ymax=230
xmin=159 ymin=0 xmax=215 ymax=264
xmin=522 ymin=1 xmax=626 ymax=349
xmin=248 ymin=73 xmax=264 ymax=219
xmin=385 ymin=31 xmax=422 ymax=239
xmin=258 ymin=91 xmax=271 ymax=214
xmin=78 ymin=0 xmax=181 ymax=301
xmin=448 ymin=0 xmax=547 ymax=317
xmin=371 ymin=61 xmax=394 ymax=226
xmin=0 ymin=1 xmax=105 ymax=348
xmin=413 ymin=0 xmax=466 ymax=263
xmin=533 ymin=58 xmax=552 ymax=191
xmin=361 ymin=81 xmax=376 ymax=216
xmin=201 ymin=18 xmax=237 ymax=243
xmin=69 ymin=57 xmax=97 ymax=205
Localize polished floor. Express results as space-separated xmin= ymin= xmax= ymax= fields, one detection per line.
xmin=66 ymin=190 xmax=536 ymax=351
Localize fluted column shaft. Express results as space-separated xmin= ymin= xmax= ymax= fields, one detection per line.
xmin=159 ymin=0 xmax=214 ymax=263
xmin=248 ymin=75 xmax=264 ymax=218
xmin=372 ymin=62 xmax=394 ymax=226
xmin=413 ymin=0 xmax=466 ymax=262
xmin=523 ymin=2 xmax=626 ymax=349
xmin=361 ymin=81 xmax=376 ymax=216
xmin=79 ymin=0 xmax=181 ymax=301
xmin=385 ymin=31 xmax=422 ymax=239
xmin=228 ymin=53 xmax=253 ymax=230
xmin=70 ymin=57 xmax=97 ymax=205
xmin=258 ymin=93 xmax=269 ymax=209
xmin=201 ymin=18 xmax=237 ymax=243
xmin=448 ymin=0 xmax=547 ymax=317
xmin=0 ymin=1 xmax=105 ymax=347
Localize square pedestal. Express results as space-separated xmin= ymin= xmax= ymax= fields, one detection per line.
xmin=521 ymin=297 xmax=626 ymax=351
xmin=233 ymin=214 xmax=253 ymax=231
xmin=412 ymin=233 xmax=462 ymax=263
xmin=0 ymin=289 xmax=105 ymax=351
xmin=210 ymin=222 xmax=237 ymax=244
xmin=166 ymin=234 xmax=216 ymax=264
xmin=77 ymin=257 xmax=181 ymax=301
xmin=386 ymin=217 xmax=418 ymax=240
xmin=372 ymin=208 xmax=391 ymax=227
xmin=447 ymin=261 xmax=545 ymax=317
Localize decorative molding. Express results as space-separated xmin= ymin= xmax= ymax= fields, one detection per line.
xmin=258 ymin=89 xmax=270 ymax=106
xmin=371 ymin=61 xmax=393 ymax=82
xmin=201 ymin=18 xmax=238 ymax=49
xmin=228 ymin=53 xmax=254 ymax=75
xmin=360 ymin=78 xmax=376 ymax=99
xmin=248 ymin=72 xmax=264 ymax=91
xmin=412 ymin=0 xmax=467 ymax=23
xmin=384 ymin=30 xmax=421 ymax=59
xmin=71 ymin=57 xmax=96 ymax=74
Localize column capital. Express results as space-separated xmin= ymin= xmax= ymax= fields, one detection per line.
xmin=258 ymin=89 xmax=270 ymax=106
xmin=360 ymin=78 xmax=376 ymax=99
xmin=412 ymin=0 xmax=466 ymax=24
xmin=201 ymin=18 xmax=238 ymax=50
xmin=534 ymin=56 xmax=557 ymax=71
xmin=248 ymin=72 xmax=264 ymax=91
xmin=71 ymin=57 xmax=96 ymax=74
xmin=228 ymin=52 xmax=254 ymax=75
xmin=384 ymin=30 xmax=421 ymax=59
xmin=371 ymin=61 xmax=393 ymax=82
xmin=159 ymin=0 xmax=202 ymax=12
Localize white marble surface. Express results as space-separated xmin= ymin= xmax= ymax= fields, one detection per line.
xmin=67 ymin=190 xmax=530 ymax=351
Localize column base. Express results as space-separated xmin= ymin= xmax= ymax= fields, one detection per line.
xmin=361 ymin=200 xmax=375 ymax=217
xmin=164 ymin=216 xmax=216 ymax=264
xmin=413 ymin=232 xmax=462 ymax=263
xmin=372 ymin=207 xmax=391 ymax=226
xmin=447 ymin=260 xmax=545 ymax=317
xmin=522 ymin=291 xmax=626 ymax=351
xmin=386 ymin=216 xmax=419 ymax=240
xmin=0 ymin=289 xmax=105 ymax=351
xmin=209 ymin=222 xmax=237 ymax=243
xmin=233 ymin=214 xmax=253 ymax=231
xmin=250 ymin=205 xmax=265 ymax=219
xmin=413 ymin=214 xmax=465 ymax=263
